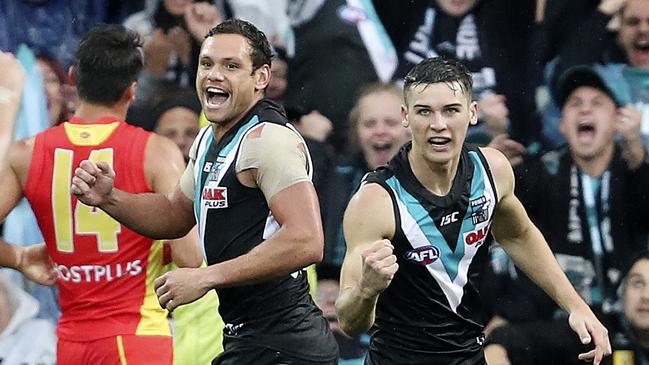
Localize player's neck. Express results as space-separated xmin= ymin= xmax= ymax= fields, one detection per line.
xmin=209 ymin=99 xmax=260 ymax=143
xmin=408 ymin=151 xmax=459 ymax=196
xmin=74 ymin=102 xmax=127 ymax=124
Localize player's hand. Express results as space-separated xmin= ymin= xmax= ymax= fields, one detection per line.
xmin=70 ymin=160 xmax=116 ymax=207
xmin=184 ymin=2 xmax=222 ymax=42
xmin=17 ymin=244 xmax=57 ymax=286
xmin=155 ymin=268 xmax=208 ymax=312
xmin=143 ymin=29 xmax=174 ymax=77
xmin=0 ymin=51 xmax=25 ymax=105
xmin=359 ymin=239 xmax=398 ymax=298
xmin=488 ymin=134 xmax=526 ymax=167
xmin=569 ymin=306 xmax=611 ymax=364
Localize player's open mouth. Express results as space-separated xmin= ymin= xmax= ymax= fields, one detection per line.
xmin=205 ymin=87 xmax=230 ymax=108
xmin=428 ymin=137 xmax=451 ymax=146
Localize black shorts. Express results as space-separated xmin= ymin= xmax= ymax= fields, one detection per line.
xmin=487 ymin=319 xmax=589 ymax=365
xmin=212 ymin=345 xmax=338 ymax=365
xmin=364 ymin=345 xmax=485 ymax=365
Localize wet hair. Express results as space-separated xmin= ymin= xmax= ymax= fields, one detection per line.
xmin=205 ymin=18 xmax=273 ymax=71
xmin=74 ymin=24 xmax=143 ymax=106
xmin=403 ymin=57 xmax=473 ymax=104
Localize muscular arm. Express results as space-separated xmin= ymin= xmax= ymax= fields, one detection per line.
xmin=154 ymin=124 xmax=326 ymax=310
xmin=336 ymin=183 xmax=396 ymax=337
xmin=200 ymin=180 xmax=324 ymax=287
xmin=0 ymin=140 xmax=56 ymax=285
xmin=0 ymin=52 xmax=24 ymax=172
xmin=484 ymin=147 xmax=611 ymax=363
xmin=0 ymin=153 xmax=27 ymax=268
xmin=155 ymin=180 xmax=326 ymax=311
xmin=486 ymin=148 xmax=585 ymax=312
xmin=145 ymin=135 xmax=201 ymax=267
xmin=72 ymin=135 xmax=196 ymax=240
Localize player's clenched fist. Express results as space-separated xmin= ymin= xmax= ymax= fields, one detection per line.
xmin=70 ymin=160 xmax=116 ymax=207
xmin=359 ymin=239 xmax=399 ymax=297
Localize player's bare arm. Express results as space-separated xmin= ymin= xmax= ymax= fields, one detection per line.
xmin=0 ymin=52 xmax=25 ymax=171
xmin=155 ymin=124 xmax=324 ymax=311
xmin=0 ymin=139 xmax=56 ymax=285
xmin=145 ymin=134 xmax=201 ymax=268
xmin=483 ymin=146 xmax=612 ymax=365
xmin=155 ymin=180 xmax=324 ymax=311
xmin=71 ymin=137 xmax=196 ymax=240
xmin=336 ymin=183 xmax=398 ymax=337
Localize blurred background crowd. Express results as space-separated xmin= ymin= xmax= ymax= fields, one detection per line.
xmin=0 ymin=0 xmax=648 ymax=364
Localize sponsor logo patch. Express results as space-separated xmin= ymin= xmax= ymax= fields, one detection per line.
xmin=404 ymin=246 xmax=440 ymax=265
xmin=202 ymin=182 xmax=228 ymax=209
xmin=463 ymin=225 xmax=490 ymax=247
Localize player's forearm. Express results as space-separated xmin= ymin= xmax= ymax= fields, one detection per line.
xmin=501 ymin=224 xmax=587 ymax=313
xmin=0 ymin=239 xmax=21 ymax=269
xmin=0 ymin=94 xmax=20 ymax=171
xmin=101 ymin=188 xmax=192 ymax=239
xmin=168 ymin=226 xmax=202 ymax=268
xmin=199 ymin=227 xmax=322 ymax=289
xmin=336 ymin=286 xmax=378 ymax=337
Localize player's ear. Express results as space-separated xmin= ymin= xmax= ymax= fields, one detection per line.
xmin=469 ymin=101 xmax=478 ymax=126
xmin=401 ymin=105 xmax=409 ymax=128
xmin=67 ymin=66 xmax=77 ymax=86
xmin=122 ymin=82 xmax=137 ymax=102
xmin=254 ymin=64 xmax=271 ymax=92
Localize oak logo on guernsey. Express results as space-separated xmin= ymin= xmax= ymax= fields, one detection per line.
xmin=202 ymin=185 xmax=228 ymax=208
xmin=404 ymin=246 xmax=440 ymax=265
xmin=464 ymin=225 xmax=490 ymax=247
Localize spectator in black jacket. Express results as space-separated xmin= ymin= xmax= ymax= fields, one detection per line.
xmin=485 ymin=65 xmax=649 ymax=365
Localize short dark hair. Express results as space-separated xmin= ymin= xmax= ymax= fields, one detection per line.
xmin=205 ymin=19 xmax=273 ymax=71
xmin=403 ymin=57 xmax=473 ymax=103
xmin=74 ymin=24 xmax=143 ymax=106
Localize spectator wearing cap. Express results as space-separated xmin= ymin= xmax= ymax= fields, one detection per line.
xmin=540 ymin=0 xmax=649 ymax=150
xmin=484 ymin=65 xmax=649 ymax=365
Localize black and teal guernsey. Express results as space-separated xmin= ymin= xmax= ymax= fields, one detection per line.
xmin=191 ymin=100 xmax=337 ymax=362
xmin=364 ymin=143 xmax=498 ymax=365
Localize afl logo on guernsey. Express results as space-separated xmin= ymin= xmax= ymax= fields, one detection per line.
xmin=404 ymin=246 xmax=440 ymax=265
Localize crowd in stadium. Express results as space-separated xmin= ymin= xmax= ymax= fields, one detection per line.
xmin=0 ymin=0 xmax=647 ymax=364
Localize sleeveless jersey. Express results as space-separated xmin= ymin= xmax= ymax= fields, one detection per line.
xmin=364 ymin=143 xmax=498 ymax=364
xmin=24 ymin=117 xmax=170 ymax=341
xmin=191 ymin=100 xmax=337 ymax=360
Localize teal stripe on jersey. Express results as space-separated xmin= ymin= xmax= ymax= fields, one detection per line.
xmin=195 ymin=131 xmax=214 ymax=221
xmin=194 ymin=116 xmax=261 ymax=218
xmin=386 ymin=176 xmax=464 ymax=281
xmin=220 ymin=115 xmax=260 ymax=158
xmin=385 ymin=153 xmax=487 ymax=282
